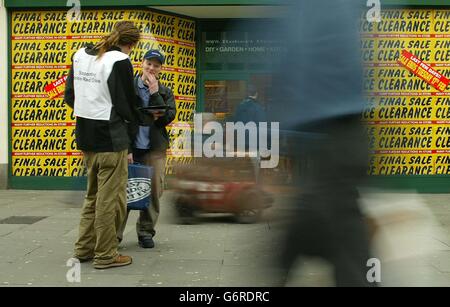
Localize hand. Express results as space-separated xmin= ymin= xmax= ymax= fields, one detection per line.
xmin=127 ymin=153 xmax=134 ymax=164
xmin=145 ymin=73 xmax=159 ymax=94
xmin=141 ymin=70 xmax=150 ymax=82
xmin=152 ymin=111 xmax=165 ymax=120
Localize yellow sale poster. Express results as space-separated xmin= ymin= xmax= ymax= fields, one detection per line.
xmin=11 ymin=9 xmax=196 ymax=177
xmin=363 ymin=9 xmax=450 ymax=176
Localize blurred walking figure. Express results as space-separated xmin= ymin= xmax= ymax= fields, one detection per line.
xmin=65 ymin=21 xmax=141 ymax=269
xmin=272 ymin=0 xmax=374 ymax=286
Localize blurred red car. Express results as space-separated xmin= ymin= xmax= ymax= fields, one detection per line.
xmin=172 ymin=156 xmax=273 ymax=224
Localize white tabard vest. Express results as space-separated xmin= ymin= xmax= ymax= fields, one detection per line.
xmin=73 ymin=48 xmax=129 ymax=120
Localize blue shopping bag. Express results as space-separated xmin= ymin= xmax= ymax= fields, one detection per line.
xmin=127 ymin=163 xmax=153 ymax=211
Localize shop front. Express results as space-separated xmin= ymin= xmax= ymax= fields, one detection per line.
xmin=3 ymin=0 xmax=450 ymax=191
xmin=3 ymin=0 xmax=285 ymax=189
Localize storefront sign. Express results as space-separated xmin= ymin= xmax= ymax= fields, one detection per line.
xmin=362 ymin=9 xmax=450 ymax=176
xmin=11 ymin=9 xmax=196 ymax=177
xmin=398 ymin=49 xmax=449 ymax=92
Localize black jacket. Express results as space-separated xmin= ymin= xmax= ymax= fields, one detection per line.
xmin=65 ymin=46 xmax=147 ymax=153
xmin=133 ymin=75 xmax=176 ymax=153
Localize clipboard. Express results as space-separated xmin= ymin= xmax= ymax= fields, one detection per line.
xmin=138 ymin=105 xmax=169 ymax=113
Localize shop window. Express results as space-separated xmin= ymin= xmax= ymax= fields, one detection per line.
xmin=204 ymin=80 xmax=247 ymax=117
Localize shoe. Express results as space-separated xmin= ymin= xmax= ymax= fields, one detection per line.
xmin=94 ymin=255 xmax=132 ymax=269
xmin=138 ymin=236 xmax=155 ymax=248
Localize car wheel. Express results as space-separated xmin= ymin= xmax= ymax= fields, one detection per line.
xmin=175 ymin=199 xmax=197 ymax=225
xmin=235 ymin=208 xmax=262 ymax=224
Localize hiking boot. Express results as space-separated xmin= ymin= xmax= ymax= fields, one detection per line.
xmin=138 ymin=236 xmax=155 ymax=248
xmin=94 ymin=255 xmax=132 ymax=269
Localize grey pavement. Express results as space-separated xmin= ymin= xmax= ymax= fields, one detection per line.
xmin=0 ymin=189 xmax=449 ymax=287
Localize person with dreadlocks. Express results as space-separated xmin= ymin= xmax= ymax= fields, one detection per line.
xmin=65 ymin=21 xmax=143 ymax=269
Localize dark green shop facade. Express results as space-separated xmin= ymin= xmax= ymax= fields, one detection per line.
xmin=5 ymin=0 xmax=450 ymax=192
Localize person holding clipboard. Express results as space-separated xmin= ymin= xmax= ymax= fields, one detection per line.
xmin=118 ymin=49 xmax=176 ymax=249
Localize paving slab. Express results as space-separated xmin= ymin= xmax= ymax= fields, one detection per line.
xmin=0 ymin=189 xmax=449 ymax=287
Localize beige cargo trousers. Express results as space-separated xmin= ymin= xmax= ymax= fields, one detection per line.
xmin=74 ymin=150 xmax=128 ymax=266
